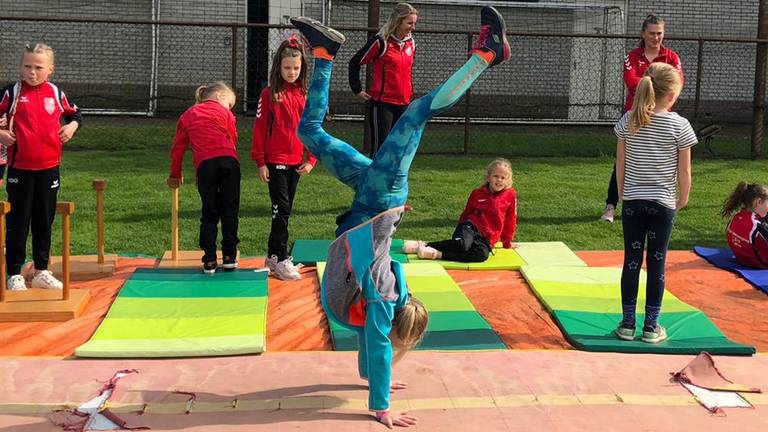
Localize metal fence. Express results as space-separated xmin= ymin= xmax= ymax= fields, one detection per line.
xmin=0 ymin=14 xmax=765 ymax=153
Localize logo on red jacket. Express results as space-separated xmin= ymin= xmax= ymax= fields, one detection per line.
xmin=44 ymin=97 xmax=56 ymax=115
xmin=405 ymin=45 xmax=413 ymax=56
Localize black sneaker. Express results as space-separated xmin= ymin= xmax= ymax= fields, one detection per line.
xmin=472 ymin=6 xmax=511 ymax=67
xmin=222 ymin=255 xmax=238 ymax=271
xmin=290 ymin=16 xmax=346 ymax=57
xmin=203 ymin=261 xmax=217 ymax=275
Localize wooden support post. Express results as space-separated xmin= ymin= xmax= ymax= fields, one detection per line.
xmin=92 ymin=179 xmax=107 ymax=264
xmin=0 ymin=201 xmax=9 ymax=303
xmin=56 ymin=202 xmax=75 ymax=301
xmin=171 ymin=184 xmax=180 ymax=261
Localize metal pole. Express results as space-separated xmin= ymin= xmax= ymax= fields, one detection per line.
xmin=232 ymin=25 xmax=238 ymax=111
xmin=693 ymin=39 xmax=704 ymax=131
xmin=751 ymin=0 xmax=768 ymax=159
xmin=363 ymin=0 xmax=380 ymax=155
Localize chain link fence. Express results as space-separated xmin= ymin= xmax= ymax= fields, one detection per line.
xmin=0 ymin=0 xmax=765 ymax=155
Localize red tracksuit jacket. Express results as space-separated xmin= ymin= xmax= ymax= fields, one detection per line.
xmin=348 ymin=35 xmax=415 ymax=106
xmin=726 ymin=209 xmax=768 ymax=269
xmin=623 ymin=46 xmax=683 ymax=112
xmin=458 ymin=185 xmax=517 ymax=247
xmin=169 ymin=100 xmax=239 ymax=178
xmin=0 ymin=81 xmax=81 ymax=170
xmin=251 ymin=83 xmax=316 ymax=167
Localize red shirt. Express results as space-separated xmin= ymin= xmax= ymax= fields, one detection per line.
xmin=458 ymin=185 xmax=517 ymax=247
xmin=623 ymin=46 xmax=683 ymax=112
xmin=726 ymin=209 xmax=768 ymax=269
xmin=251 ymin=83 xmax=316 ymax=167
xmin=0 ymin=81 xmax=81 ymax=170
xmin=349 ymin=35 xmax=415 ymax=106
xmin=169 ymin=100 xmax=238 ymax=178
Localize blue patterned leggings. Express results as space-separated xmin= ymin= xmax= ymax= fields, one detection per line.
xmin=297 ymin=56 xmax=489 ymax=236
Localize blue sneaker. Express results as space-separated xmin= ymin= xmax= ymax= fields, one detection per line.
xmin=472 ymin=6 xmax=511 ymax=67
xmin=290 ymin=16 xmax=346 ymax=57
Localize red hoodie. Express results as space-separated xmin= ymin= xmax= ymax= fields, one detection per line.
xmin=169 ymin=100 xmax=238 ymax=178
xmin=623 ymin=46 xmax=683 ymax=112
xmin=251 ymin=83 xmax=316 ymax=167
xmin=0 ymin=81 xmax=81 ymax=170
xmin=726 ymin=209 xmax=768 ymax=269
xmin=458 ymin=185 xmax=517 ymax=247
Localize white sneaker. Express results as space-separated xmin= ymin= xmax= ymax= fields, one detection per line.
xmin=600 ymin=204 xmax=615 ymax=222
xmin=417 ymin=245 xmax=441 ymax=260
xmin=7 ymin=274 xmax=27 ymax=291
xmin=274 ymin=257 xmax=302 ymax=281
xmin=30 ymin=270 xmax=63 ymax=290
xmin=402 ymin=240 xmax=426 ymax=254
xmin=265 ymin=255 xmax=279 ymax=273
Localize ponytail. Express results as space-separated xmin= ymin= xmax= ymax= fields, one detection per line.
xmin=193 ymin=81 xmax=235 ymax=104
xmin=628 ymin=62 xmax=681 ymax=135
xmin=391 ymin=296 xmax=428 ymax=363
xmin=721 ymin=182 xmax=768 ymax=218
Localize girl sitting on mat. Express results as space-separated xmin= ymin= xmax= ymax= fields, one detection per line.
xmin=614 ymin=62 xmax=697 ymax=345
xmin=252 ymin=36 xmax=317 ymax=281
xmin=168 ymin=81 xmax=240 ymax=275
xmin=722 ymin=182 xmax=768 ymax=269
xmin=291 ymin=5 xmax=510 ymax=428
xmin=403 ymin=158 xmax=517 ymax=262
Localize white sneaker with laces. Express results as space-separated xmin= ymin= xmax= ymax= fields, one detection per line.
xmin=402 ymin=240 xmax=426 ymax=254
xmin=31 ymin=270 xmax=63 ymax=290
xmin=274 ymin=257 xmax=302 ymax=281
xmin=7 ymin=274 xmax=27 ymax=291
xmin=600 ymin=204 xmax=615 ymax=222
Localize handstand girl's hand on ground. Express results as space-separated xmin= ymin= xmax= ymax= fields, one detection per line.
xmin=296 ymin=163 xmax=314 ymax=175
xmin=503 ymin=242 xmax=518 ymax=249
xmin=375 ymin=410 xmax=418 ymax=429
xmin=258 ymin=165 xmax=270 ymax=183
xmin=390 ymin=380 xmax=408 ymax=392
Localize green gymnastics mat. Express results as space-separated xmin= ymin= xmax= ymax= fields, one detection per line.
xmin=317 ymin=261 xmax=506 ymax=351
xmin=75 ymin=268 xmax=268 ymax=358
xmin=292 ymin=239 xmax=408 ymax=265
xmin=520 ymin=265 xmax=755 ymax=355
xmin=406 ymin=241 xmax=583 ymax=270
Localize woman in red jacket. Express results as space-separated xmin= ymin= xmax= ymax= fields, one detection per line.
xmin=405 ymin=158 xmax=517 ymax=262
xmin=722 ymin=182 xmax=768 ymax=269
xmin=349 ymin=2 xmax=418 ymax=157
xmin=168 ymin=82 xmax=240 ymax=274
xmin=252 ymin=37 xmax=317 ymax=281
xmin=600 ymin=14 xmax=683 ymax=223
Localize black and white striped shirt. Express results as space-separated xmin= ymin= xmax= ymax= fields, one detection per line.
xmin=614 ymin=111 xmax=697 ymax=209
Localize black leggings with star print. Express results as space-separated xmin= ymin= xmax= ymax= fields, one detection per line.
xmin=620 ymin=200 xmax=676 ymax=309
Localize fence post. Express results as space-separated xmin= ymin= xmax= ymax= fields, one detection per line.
xmin=693 ymin=39 xmax=704 ymax=131
xmin=231 ymin=25 xmax=239 ymax=111
xmin=363 ymin=0 xmax=380 ymax=156
xmin=463 ymin=32 xmax=472 ymax=155
xmin=751 ymin=0 xmax=768 ymax=159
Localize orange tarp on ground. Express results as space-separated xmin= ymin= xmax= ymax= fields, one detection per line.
xmin=0 ymin=251 xmax=764 ymax=357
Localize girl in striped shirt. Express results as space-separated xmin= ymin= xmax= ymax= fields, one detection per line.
xmin=614 ymin=62 xmax=697 ymax=344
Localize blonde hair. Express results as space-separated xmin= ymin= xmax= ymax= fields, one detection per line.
xmin=484 ymin=158 xmax=513 ymax=189
xmin=23 ymin=42 xmax=55 ymax=64
xmin=391 ymin=296 xmax=428 ymax=362
xmin=721 ymin=182 xmax=768 ymax=218
xmin=194 ymin=81 xmax=235 ymax=104
xmin=269 ymin=37 xmax=308 ymax=102
xmin=628 ymin=63 xmax=681 ymax=134
xmin=377 ymin=3 xmax=419 ymax=41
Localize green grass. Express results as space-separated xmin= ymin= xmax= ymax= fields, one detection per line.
xmin=39 ymin=117 xmax=766 ymax=257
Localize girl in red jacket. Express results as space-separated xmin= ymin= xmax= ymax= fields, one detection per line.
xmin=167 ymin=82 xmax=240 ymax=274
xmin=405 ymin=158 xmax=517 ymax=262
xmin=349 ymin=2 xmax=418 ymax=157
xmin=722 ymin=182 xmax=768 ymax=269
xmin=252 ymin=37 xmax=317 ymax=281
xmin=0 ymin=43 xmax=82 ymax=291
